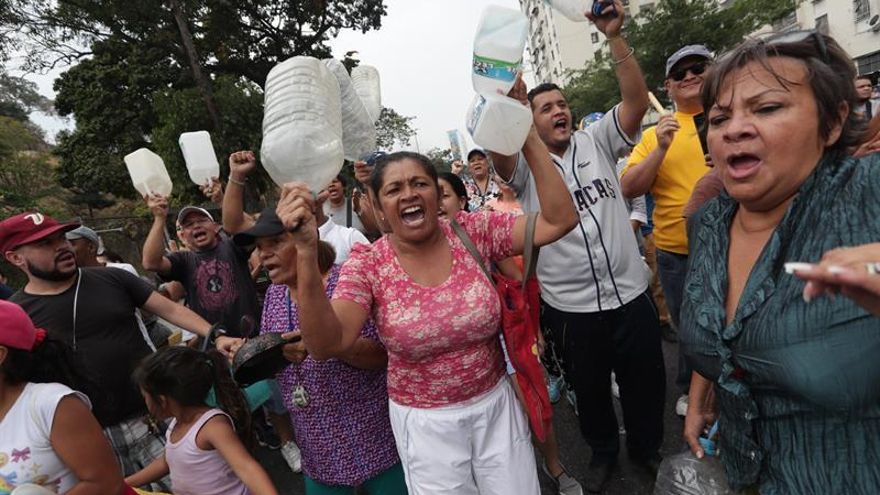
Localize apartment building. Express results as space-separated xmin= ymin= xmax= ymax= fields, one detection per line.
xmin=782 ymin=0 xmax=880 ymax=78
xmin=521 ymin=0 xmax=880 ymax=87
xmin=519 ymin=0 xmax=653 ymax=86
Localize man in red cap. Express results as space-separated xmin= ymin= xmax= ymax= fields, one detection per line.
xmin=0 ymin=211 xmax=214 ymax=490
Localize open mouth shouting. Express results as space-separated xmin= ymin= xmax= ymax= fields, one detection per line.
xmin=726 ymin=151 xmax=762 ymax=180
xmin=400 ymin=205 xmax=426 ymax=227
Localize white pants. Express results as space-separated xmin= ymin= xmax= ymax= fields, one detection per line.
xmin=388 ymin=377 xmax=540 ymax=495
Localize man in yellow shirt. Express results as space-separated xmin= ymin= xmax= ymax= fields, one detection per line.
xmin=621 ymin=45 xmax=712 ymax=416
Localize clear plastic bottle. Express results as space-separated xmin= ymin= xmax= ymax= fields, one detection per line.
xmin=543 ymin=0 xmax=591 ymax=22
xmin=178 ymin=131 xmax=220 ymax=186
xmin=124 ymin=148 xmax=173 ymax=197
xmin=261 ymin=56 xmax=344 ymax=192
xmin=465 ymin=93 xmax=533 ymax=156
xmin=351 ymin=64 xmax=382 ymax=124
xmin=472 ymin=6 xmax=529 ymax=95
xmin=324 ymin=58 xmax=377 ymax=161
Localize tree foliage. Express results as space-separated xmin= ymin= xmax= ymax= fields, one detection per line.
xmin=376 ymin=107 xmax=416 ymax=150
xmin=565 ymin=0 xmax=798 ymax=119
xmin=7 ymin=0 xmax=391 ymax=206
xmin=425 ymin=147 xmax=454 ymax=174
xmin=0 ymin=116 xmax=60 ymax=214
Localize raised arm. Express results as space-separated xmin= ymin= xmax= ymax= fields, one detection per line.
xmin=591 ymin=0 xmax=649 ymax=137
xmin=223 ymin=150 xmax=258 ymax=234
xmin=142 ymin=194 xmax=173 ymax=275
xmin=511 ymin=129 xmax=578 ymax=253
xmin=621 ymin=115 xmax=680 ymax=198
xmin=276 ymin=183 xmax=370 ymax=360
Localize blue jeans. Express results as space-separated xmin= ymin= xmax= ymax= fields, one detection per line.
xmin=656 ymin=248 xmax=691 ymax=393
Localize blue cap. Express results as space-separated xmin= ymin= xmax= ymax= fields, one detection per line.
xmin=359 ymin=151 xmax=388 ymax=167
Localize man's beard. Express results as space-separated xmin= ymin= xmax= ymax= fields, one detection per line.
xmin=27 ymin=260 xmax=76 ymax=282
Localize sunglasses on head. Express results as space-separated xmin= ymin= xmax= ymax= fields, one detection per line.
xmin=763 ymin=29 xmax=829 ymax=64
xmin=669 ymin=61 xmax=709 ymax=82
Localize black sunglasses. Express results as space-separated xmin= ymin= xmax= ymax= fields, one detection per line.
xmin=764 ymin=29 xmax=829 ymax=64
xmin=668 ymin=61 xmax=709 ymax=82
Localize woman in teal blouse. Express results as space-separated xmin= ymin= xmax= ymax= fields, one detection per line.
xmin=680 ymin=32 xmax=880 ymax=494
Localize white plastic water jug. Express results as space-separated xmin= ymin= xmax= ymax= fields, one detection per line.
xmin=261 ymin=56 xmax=344 ymax=192
xmin=178 ymin=130 xmax=220 ymax=186
xmin=124 ymin=148 xmax=173 ymax=197
xmin=472 ymin=6 xmax=529 ymax=95
xmin=351 ymin=64 xmax=382 ymax=123
xmin=324 ymin=58 xmax=377 ymax=161
xmin=465 ymin=92 xmax=533 ymax=156
xmin=543 ymin=0 xmax=591 ymax=22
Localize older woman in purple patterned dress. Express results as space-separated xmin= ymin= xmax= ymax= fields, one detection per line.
xmin=219 ymin=208 xmax=406 ymax=495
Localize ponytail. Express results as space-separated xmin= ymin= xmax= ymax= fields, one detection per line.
xmin=205 ymin=350 xmax=254 ymax=450
xmin=134 ymin=346 xmax=254 ymax=449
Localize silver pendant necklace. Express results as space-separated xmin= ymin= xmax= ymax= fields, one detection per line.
xmin=287 ymin=289 xmax=309 ymax=409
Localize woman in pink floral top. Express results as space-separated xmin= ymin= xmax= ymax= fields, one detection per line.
xmin=276 ymin=127 xmax=577 ymax=494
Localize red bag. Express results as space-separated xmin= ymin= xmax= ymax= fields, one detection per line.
xmin=452 ymin=213 xmax=553 ymax=441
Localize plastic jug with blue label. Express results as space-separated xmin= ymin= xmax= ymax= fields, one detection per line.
xmin=466 ymin=92 xmax=532 ymax=156
xmin=178 ymin=131 xmax=220 ymax=187
xmin=472 ymin=6 xmax=529 ymax=95
xmin=124 ymin=148 xmax=173 ymax=197
xmin=261 ymin=56 xmax=344 ymax=192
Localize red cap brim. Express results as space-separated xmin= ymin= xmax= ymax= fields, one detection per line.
xmin=5 ymin=222 xmax=81 ymax=253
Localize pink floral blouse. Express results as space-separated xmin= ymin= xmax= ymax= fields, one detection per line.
xmin=334 ymin=210 xmax=518 ymax=408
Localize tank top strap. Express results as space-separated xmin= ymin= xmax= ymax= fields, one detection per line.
xmin=174 ymin=408 xmax=232 ymax=447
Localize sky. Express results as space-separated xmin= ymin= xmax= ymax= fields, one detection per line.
xmin=19 ymin=0 xmax=529 ymax=153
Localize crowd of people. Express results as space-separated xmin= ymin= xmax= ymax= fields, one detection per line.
xmin=2 ymin=1 xmax=880 ymax=494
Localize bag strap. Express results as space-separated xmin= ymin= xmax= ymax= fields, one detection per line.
xmin=450 ymin=213 xmax=539 ymax=288
xmin=521 ymin=212 xmax=539 ymax=283
xmin=450 ymin=218 xmax=492 ymax=283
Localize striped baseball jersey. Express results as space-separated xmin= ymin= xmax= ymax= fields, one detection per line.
xmin=508 ymin=105 xmax=650 ymax=313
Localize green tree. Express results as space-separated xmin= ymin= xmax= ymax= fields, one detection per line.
xmin=0 ymin=116 xmax=61 ymax=214
xmin=564 ymin=0 xmax=798 ymax=120
xmin=426 ymin=147 xmax=454 ymax=174
xmin=151 ymin=76 xmax=267 ymax=205
xmin=17 ymin=0 xmax=389 ymax=208
xmin=376 ymin=107 xmax=416 ymax=150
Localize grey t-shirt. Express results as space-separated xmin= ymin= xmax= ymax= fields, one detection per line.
xmin=508 ymin=105 xmax=650 ymax=313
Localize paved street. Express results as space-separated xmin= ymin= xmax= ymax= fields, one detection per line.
xmin=259 ymin=340 xmax=685 ymax=495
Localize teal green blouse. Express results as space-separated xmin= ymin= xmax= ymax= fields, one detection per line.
xmin=681 ymin=151 xmax=880 ymax=494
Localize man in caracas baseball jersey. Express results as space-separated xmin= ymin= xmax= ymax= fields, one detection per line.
xmin=490 ymin=2 xmax=665 ymax=491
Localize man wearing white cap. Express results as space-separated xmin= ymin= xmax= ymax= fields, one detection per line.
xmin=142 ymin=196 xmax=260 ymax=337
xmin=621 ymin=44 xmax=714 ymax=417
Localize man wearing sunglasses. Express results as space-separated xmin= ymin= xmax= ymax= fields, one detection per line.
xmin=621 ymin=44 xmax=713 ymax=418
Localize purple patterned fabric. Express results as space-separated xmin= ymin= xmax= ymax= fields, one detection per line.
xmin=260 ymin=266 xmax=399 ymax=485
